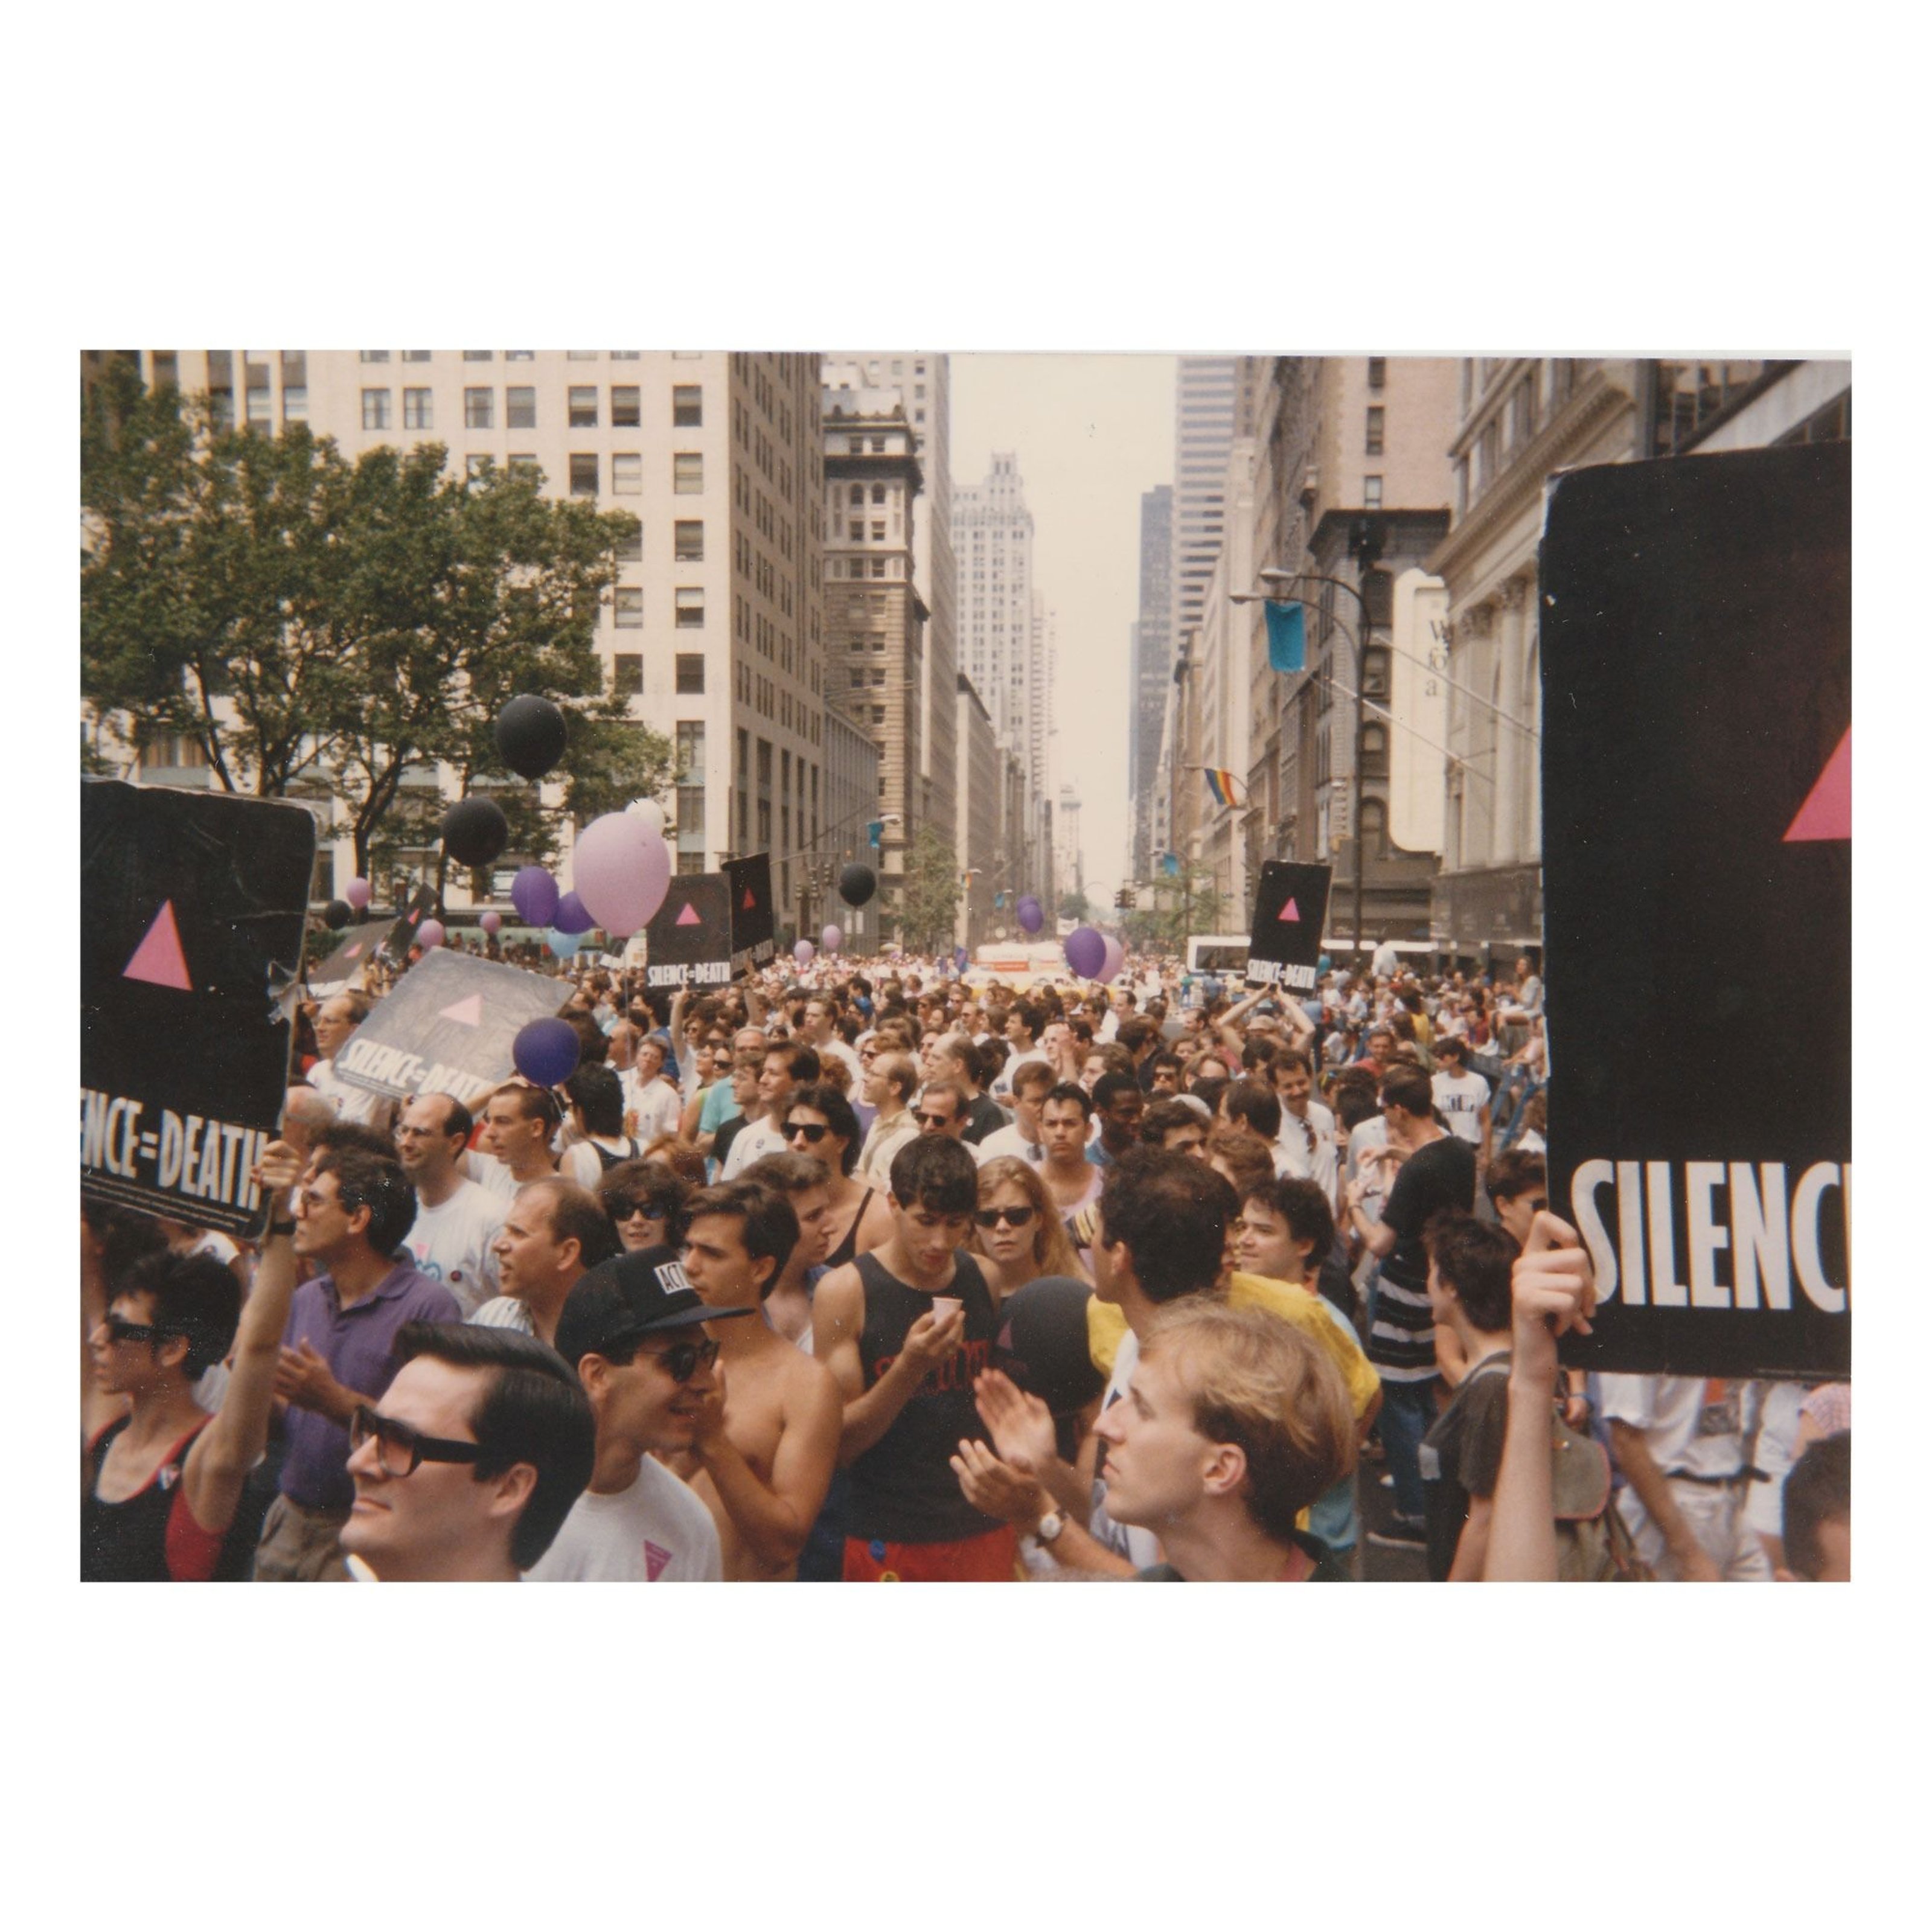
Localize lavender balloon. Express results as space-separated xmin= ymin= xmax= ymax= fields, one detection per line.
xmin=417 ymin=919 xmax=446 ymax=950
xmin=479 ymin=910 xmax=502 ymax=935
xmin=344 ymin=877 xmax=371 ymax=911
xmin=553 ymin=890 xmax=597 ymax=936
xmin=794 ymin=939 xmax=815 ymax=965
xmin=510 ymin=865 xmax=559 ymax=927
xmin=820 ymin=924 xmax=843 ymax=953
xmin=1064 ymin=926 xmax=1106 ymax=979
xmin=572 ymin=813 xmax=671 ymax=938
xmin=1099 ymin=933 xmax=1125 ymax=982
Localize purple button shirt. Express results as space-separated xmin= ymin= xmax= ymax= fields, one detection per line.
xmin=278 ymin=1262 xmax=461 ymax=1512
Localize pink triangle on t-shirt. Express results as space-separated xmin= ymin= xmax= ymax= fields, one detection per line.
xmin=1783 ymin=728 xmax=1850 ymax=842
xmin=123 ymin=901 xmax=193 ymax=990
xmin=1279 ymin=897 xmax=1300 ymax=922
xmin=438 ymin=992 xmax=484 ymax=1026
xmin=644 ymin=1539 xmax=671 ymax=1581
xmin=675 ymin=901 xmax=702 ymax=926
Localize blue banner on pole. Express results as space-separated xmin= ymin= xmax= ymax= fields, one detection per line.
xmin=1265 ymin=600 xmax=1307 ymax=674
xmin=1160 ymin=851 xmax=1181 ymax=877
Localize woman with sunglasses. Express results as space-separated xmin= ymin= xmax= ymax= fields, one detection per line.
xmin=781 ymin=1081 xmax=893 ymax=1271
xmin=597 ymin=1158 xmax=691 ymax=1255
xmin=969 ymin=1156 xmax=1089 ymax=1292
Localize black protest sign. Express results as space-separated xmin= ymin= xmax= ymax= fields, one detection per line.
xmin=1540 ymin=442 xmax=1849 ymax=1378
xmin=308 ymin=917 xmax=395 ymax=996
xmin=641 ymin=875 xmax=733 ymax=990
xmin=724 ymin=852 xmax=776 ymax=974
xmin=383 ymin=884 xmax=440 ymax=965
xmin=1245 ymin=860 xmax=1333 ymax=992
xmin=331 ymin=948 xmax=565 ymax=1107
xmin=81 ymin=778 xmax=315 ymax=1235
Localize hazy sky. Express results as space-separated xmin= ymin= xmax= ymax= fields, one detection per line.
xmin=950 ymin=354 xmax=1177 ymax=904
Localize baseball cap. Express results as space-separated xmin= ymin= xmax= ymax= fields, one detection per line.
xmin=552 ymin=1244 xmax=755 ymax=1368
xmin=994 ymin=1276 xmax=1106 ymax=1419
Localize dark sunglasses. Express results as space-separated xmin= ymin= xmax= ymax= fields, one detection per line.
xmin=784 ymin=1120 xmax=830 ymax=1144
xmin=974 ymin=1204 xmax=1036 ymax=1230
xmin=635 ymin=1335 xmax=720 ymax=1383
xmin=349 ymin=1405 xmax=484 ymax=1479
xmin=915 ymin=1111 xmax=955 ymax=1128
xmin=606 ymin=1194 xmax=664 ymax=1220
xmin=100 ymin=1313 xmax=179 ymax=1348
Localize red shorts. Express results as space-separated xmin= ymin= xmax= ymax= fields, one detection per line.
xmin=842 ymin=1524 xmax=1019 ymax=1582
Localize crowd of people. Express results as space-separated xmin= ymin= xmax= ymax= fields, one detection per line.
xmin=80 ymin=941 xmax=1849 ymax=1582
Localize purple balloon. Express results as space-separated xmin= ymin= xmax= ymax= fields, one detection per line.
xmin=510 ymin=865 xmax=558 ymax=927
xmin=417 ymin=919 xmax=446 ymax=950
xmin=571 ymin=813 xmax=671 ymax=939
xmin=553 ymin=890 xmax=596 ymax=935
xmin=344 ymin=877 xmax=371 ymax=911
xmin=794 ymin=939 xmax=815 ymax=965
xmin=513 ymin=1017 xmax=581 ymax=1087
xmin=1099 ymin=933 xmax=1125 ymax=982
xmin=1064 ymin=926 xmax=1107 ymax=979
xmin=820 ymin=924 xmax=843 ymax=953
xmin=479 ymin=910 xmax=502 ymax=935
xmin=1016 ymin=895 xmax=1044 ymax=935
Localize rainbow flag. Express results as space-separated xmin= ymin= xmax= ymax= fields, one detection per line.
xmin=1203 ymin=767 xmax=1243 ymax=809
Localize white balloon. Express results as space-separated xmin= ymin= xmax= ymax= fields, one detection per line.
xmin=625 ymin=798 xmax=666 ymax=838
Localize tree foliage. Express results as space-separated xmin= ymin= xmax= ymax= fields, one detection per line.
xmin=895 ymin=826 xmax=963 ymax=954
xmin=80 ymin=365 xmax=670 ymax=880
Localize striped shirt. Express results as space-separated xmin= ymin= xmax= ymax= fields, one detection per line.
xmin=1366 ymin=1134 xmax=1476 ymax=1381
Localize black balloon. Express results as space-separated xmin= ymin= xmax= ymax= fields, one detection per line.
xmin=323 ymin=900 xmax=352 ymax=930
xmin=839 ymin=862 xmax=877 ymax=909
xmin=442 ymin=796 xmax=511 ymax=868
xmin=494 ymin=695 xmax=569 ymax=781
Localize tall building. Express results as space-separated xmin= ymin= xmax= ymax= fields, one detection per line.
xmin=820 ymin=704 xmax=883 ymax=952
xmin=98 ymin=348 xmax=826 ymax=922
xmin=824 ymin=354 xmax=957 ymax=856
xmin=1193 ymin=438 xmax=1256 ymax=915
xmin=1054 ymin=781 xmax=1084 ymax=911
xmin=1172 ymin=357 xmax=1239 ymax=670
xmin=953 ymin=454 xmax=1050 ymax=799
xmin=954 ymin=674 xmax=1000 ymax=948
xmin=1026 ymin=590 xmax=1056 ymax=805
xmin=820 ymin=385 xmax=926 ymax=932
xmin=1128 ymin=484 xmax=1173 ymax=878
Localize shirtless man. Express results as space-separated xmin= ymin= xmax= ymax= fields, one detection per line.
xmin=670 ymin=1181 xmax=842 ymax=1581
xmin=740 ymin=1151 xmax=837 ymax=1349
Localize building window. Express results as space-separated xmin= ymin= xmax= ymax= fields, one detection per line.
xmin=569 ymin=453 xmax=598 ymax=496
xmin=613 ymin=587 xmax=643 ymax=628
xmin=674 ymin=520 xmax=703 ymax=561
xmin=462 ymin=350 xmax=493 ymax=362
xmin=612 ymin=350 xmax=641 ymax=360
xmin=676 ymin=653 xmax=705 ymax=693
xmin=612 ymin=384 xmax=641 ymax=427
xmin=1365 ymin=406 xmax=1384 ymax=455
xmin=464 ymin=387 xmax=494 ymax=429
xmin=871 ymin=557 xmax=888 ymax=577
xmin=675 ymin=588 xmax=705 ymax=629
xmin=1479 ymin=418 xmax=1502 ymax=489
xmin=568 ymin=386 xmax=598 ymax=429
xmin=871 ymin=484 xmax=886 ymax=504
xmin=403 ymin=388 xmax=433 ymax=429
xmin=1454 ymin=456 xmax=1470 ymax=518
xmin=361 ymin=389 xmax=392 ymax=430
xmin=507 ymin=386 xmax=536 ymax=429
xmin=1509 ymin=374 xmax=1537 ymax=450
xmin=465 ymin=453 xmax=493 ymax=482
xmin=1363 ymin=475 xmax=1383 ymax=509
xmin=848 ymin=484 xmax=864 ymax=506
xmin=613 ymin=653 xmax=644 ymax=694
xmin=1360 ymin=723 xmax=1389 ymax=779
xmin=360 ymin=351 xmax=390 ymax=363
xmin=612 ymin=452 xmax=642 ymax=494
xmin=615 ymin=524 xmax=642 ymax=562
xmin=506 ymin=350 xmax=533 ymax=361
xmin=1362 ymin=647 xmax=1390 ymax=698
xmin=508 ymin=454 xmax=539 ymax=478
xmin=850 ymin=669 xmax=866 ymax=689
xmin=849 ymin=522 xmax=865 ymax=542
xmin=568 ymin=350 xmax=598 ymax=361
xmin=1368 ymin=357 xmax=1387 ymax=391
xmin=1359 ymin=797 xmax=1387 ymax=859
xmin=673 ymin=385 xmax=703 ymax=427
xmin=871 ymin=521 xmax=886 ymax=540
xmin=674 ymin=452 xmax=703 ymax=493
xmin=280 ymin=354 xmax=309 ymax=423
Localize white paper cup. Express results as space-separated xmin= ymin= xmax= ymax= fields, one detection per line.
xmin=930 ymin=1296 xmax=963 ymax=1325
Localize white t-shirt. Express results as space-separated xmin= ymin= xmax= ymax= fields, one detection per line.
xmin=721 ymin=1115 xmax=790 ymax=1180
xmin=627 ymin=1076 xmax=685 ymax=1147
xmin=1276 ymin=1101 xmax=1338 ymax=1198
xmin=976 ymin=1121 xmax=1043 ymax=1166
xmin=1087 ymin=1329 xmax=1161 ymax=1572
xmin=525 ymin=1458 xmax=723 ymax=1582
xmin=563 ymin=1137 xmax=640 ymax=1189
xmin=1596 ymin=1374 xmax=1761 ymax=1480
xmin=1431 ymin=1070 xmax=1491 ymax=1145
xmin=309 ymin=1058 xmax=392 ymax=1130
xmin=469 ymin=1296 xmax=534 ymax=1334
xmin=401 ymin=1179 xmax=505 ymax=1319
xmin=991 ymin=1048 xmax=1049 ymax=1099
xmin=464 ymin=1150 xmax=553 ymax=1202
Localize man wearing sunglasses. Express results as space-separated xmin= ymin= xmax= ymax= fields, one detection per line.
xmin=526 ymin=1249 xmax=757 ymax=1581
xmin=338 ymin=1323 xmax=594 ymax=1583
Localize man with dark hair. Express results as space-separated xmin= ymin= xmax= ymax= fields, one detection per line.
xmin=1779 ymin=1432 xmax=1850 ymax=1581
xmin=1418 ymin=1214 xmax=1520 ymax=1579
xmin=1115 ymin=1014 xmax=1160 ymax=1089
xmin=1343 ymin=1064 xmax=1476 ymax=1550
xmin=469 ymin=1083 xmax=563 ymax=1200
xmin=529 ymin=1249 xmax=756 ymax=1581
xmin=996 ymin=999 xmax=1049 ymax=1099
xmin=669 ymin=1181 xmax=842 ymax=1581
xmin=1273 ymin=1048 xmax=1337 ymax=1202
xmin=1037 ymin=1081 xmax=1103 ymax=1227
xmin=560 ymin=1064 xmax=639 ymax=1183
xmin=722 ymin=1041 xmax=820 ymax=1179
xmin=397 ymin=1092 xmax=505 ymax=1318
xmin=255 ymin=1145 xmax=461 ymax=1581
xmin=1430 ymin=1035 xmax=1492 ymax=1156
xmin=1139 ymin=1097 xmax=1209 ymax=1157
xmin=813 ymin=1136 xmax=1016 ymax=1581
xmin=1220 ymin=1078 xmax=1286 ymax=1171
xmin=1144 ymin=1050 xmax=1185 ymax=1097
xmin=1088 ymin=1070 xmax=1146 ymax=1168
xmin=472 ymin=1177 xmax=616 ymax=1345
xmin=976 ymin=1056 xmax=1055 ymax=1166
xmin=338 ymin=1323 xmax=595 ymax=1582
xmin=857 ymin=1049 xmax=920 ymax=1182
xmin=933 ymin=1034 xmax=1005 ymax=1144
xmin=912 ymin=1078 xmax=973 ymax=1144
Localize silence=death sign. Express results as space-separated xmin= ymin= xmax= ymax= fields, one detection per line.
xmin=1245 ymin=861 xmax=1333 ymax=992
xmin=1540 ymin=441 xmax=1849 ymax=1378
xmin=81 ymin=778 xmax=315 ymax=1235
xmin=331 ymin=949 xmax=565 ymax=1105
xmin=724 ymin=852 xmax=776 ymax=974
xmin=641 ymin=875 xmax=733 ymax=989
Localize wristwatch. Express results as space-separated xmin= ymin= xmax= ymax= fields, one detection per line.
xmin=268 ymin=1218 xmax=297 ymax=1237
xmin=1034 ymin=1508 xmax=1066 ymax=1545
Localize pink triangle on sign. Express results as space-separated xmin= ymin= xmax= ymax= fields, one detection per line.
xmin=123 ymin=901 xmax=193 ymax=991
xmin=676 ymin=901 xmax=702 ymax=927
xmin=742 ymin=888 xmax=756 ymax=910
xmin=644 ymin=1539 xmax=671 ymax=1582
xmin=438 ymin=993 xmax=484 ymax=1026
xmin=1783 ymin=728 xmax=1850 ymax=842
xmin=343 ymin=943 xmax=363 ymax=958
xmin=1279 ymin=897 xmax=1300 ymax=922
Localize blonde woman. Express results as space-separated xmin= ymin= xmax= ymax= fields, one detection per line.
xmin=970 ymin=1156 xmax=1089 ymax=1293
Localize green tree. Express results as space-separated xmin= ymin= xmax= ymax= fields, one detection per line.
xmin=1058 ymin=889 xmax=1092 ymax=924
xmin=895 ymin=827 xmax=963 ymax=953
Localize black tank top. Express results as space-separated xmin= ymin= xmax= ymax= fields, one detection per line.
xmin=849 ymin=1249 xmax=1002 ymax=1543
xmin=823 ymin=1187 xmax=877 ymax=1273
xmin=82 ymin=1415 xmax=233 ymax=1582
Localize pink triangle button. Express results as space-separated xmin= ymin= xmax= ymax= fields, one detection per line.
xmin=644 ymin=1539 xmax=671 ymax=1581
xmin=1279 ymin=897 xmax=1300 ymax=922
xmin=123 ymin=901 xmax=193 ymax=991
xmin=438 ymin=993 xmax=484 ymax=1026
xmin=742 ymin=888 xmax=756 ymax=910
xmin=1783 ymin=728 xmax=1850 ymax=842
xmin=676 ymin=901 xmax=702 ymax=926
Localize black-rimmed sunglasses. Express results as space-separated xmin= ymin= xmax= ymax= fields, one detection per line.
xmin=99 ymin=1313 xmax=179 ymax=1348
xmin=606 ymin=1194 xmax=664 ymax=1220
xmin=630 ymin=1335 xmax=720 ymax=1383
xmin=784 ymin=1120 xmax=830 ymax=1144
xmin=349 ymin=1406 xmax=484 ymax=1479
xmin=974 ymin=1204 xmax=1036 ymax=1230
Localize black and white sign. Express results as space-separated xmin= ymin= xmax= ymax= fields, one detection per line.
xmin=724 ymin=852 xmax=776 ymax=974
xmin=81 ymin=778 xmax=315 ymax=1234
xmin=308 ymin=918 xmax=396 ymax=996
xmin=331 ymin=948 xmax=565 ymax=1107
xmin=640 ymin=875 xmax=734 ymax=990
xmin=1245 ymin=861 xmax=1334 ymax=993
xmin=383 ymin=885 xmax=440 ymax=966
xmin=1540 ymin=443 xmax=1850 ymax=1378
